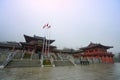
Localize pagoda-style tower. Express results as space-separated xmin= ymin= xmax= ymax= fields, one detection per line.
xmin=80 ymin=42 xmax=114 ymax=63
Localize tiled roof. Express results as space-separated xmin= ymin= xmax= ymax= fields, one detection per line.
xmin=80 ymin=42 xmax=113 ymax=50
xmin=0 ymin=42 xmax=21 ymax=48
xmin=34 ymin=35 xmax=45 ymax=40
xmin=24 ymin=34 xmax=55 ymax=44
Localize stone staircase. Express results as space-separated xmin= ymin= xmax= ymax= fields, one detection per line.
xmin=0 ymin=50 xmax=42 ymax=68
xmin=32 ymin=54 xmax=39 ymax=59
xmin=54 ymin=60 xmax=74 ymax=66
xmin=0 ymin=61 xmax=3 ymax=65
xmin=0 ymin=50 xmax=13 ymax=68
xmin=0 ymin=50 xmax=10 ymax=64
xmin=0 ymin=54 xmax=8 ymax=65
xmin=13 ymin=52 xmax=23 ymax=59
xmin=5 ymin=51 xmax=42 ymax=68
xmin=6 ymin=59 xmax=41 ymax=68
xmin=23 ymin=53 xmax=31 ymax=59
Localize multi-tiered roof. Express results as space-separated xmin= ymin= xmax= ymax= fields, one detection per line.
xmin=80 ymin=42 xmax=113 ymax=50
xmin=80 ymin=42 xmax=114 ymax=57
xmin=20 ymin=35 xmax=56 ymax=51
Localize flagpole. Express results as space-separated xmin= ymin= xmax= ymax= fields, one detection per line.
xmin=48 ymin=26 xmax=51 ymax=57
xmin=42 ymin=36 xmax=45 ymax=57
xmin=45 ymin=37 xmax=47 ymax=57
xmin=42 ymin=23 xmax=51 ymax=58
xmin=42 ymin=24 xmax=46 ymax=57
xmin=44 ymin=28 xmax=47 ymax=57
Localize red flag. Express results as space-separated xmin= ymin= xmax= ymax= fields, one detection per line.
xmin=43 ymin=23 xmax=48 ymax=29
xmin=48 ymin=25 xmax=51 ymax=28
xmin=43 ymin=23 xmax=51 ymax=29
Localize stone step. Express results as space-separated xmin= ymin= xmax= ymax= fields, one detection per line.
xmin=32 ymin=54 xmax=39 ymax=59
xmin=23 ymin=53 xmax=31 ymax=59
xmin=44 ymin=65 xmax=53 ymax=67
xmin=54 ymin=60 xmax=74 ymax=66
xmin=13 ymin=52 xmax=23 ymax=59
xmin=6 ymin=59 xmax=41 ymax=68
xmin=0 ymin=61 xmax=3 ymax=65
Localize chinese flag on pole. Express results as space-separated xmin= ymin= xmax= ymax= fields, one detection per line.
xmin=43 ymin=23 xmax=51 ymax=29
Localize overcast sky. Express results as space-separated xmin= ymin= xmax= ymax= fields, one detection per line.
xmin=0 ymin=0 xmax=120 ymax=53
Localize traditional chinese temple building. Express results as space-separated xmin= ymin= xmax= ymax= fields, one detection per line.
xmin=0 ymin=42 xmax=21 ymax=50
xmin=0 ymin=35 xmax=56 ymax=55
xmin=0 ymin=34 xmax=57 ymax=68
xmin=74 ymin=42 xmax=114 ymax=64
xmin=20 ymin=35 xmax=56 ymax=54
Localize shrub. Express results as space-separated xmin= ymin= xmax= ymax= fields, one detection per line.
xmin=43 ymin=59 xmax=51 ymax=65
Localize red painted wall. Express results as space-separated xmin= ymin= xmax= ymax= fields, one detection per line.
xmin=85 ymin=48 xmax=107 ymax=54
